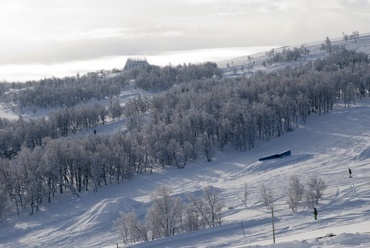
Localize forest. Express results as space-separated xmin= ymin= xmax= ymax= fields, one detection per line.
xmin=0 ymin=44 xmax=369 ymax=221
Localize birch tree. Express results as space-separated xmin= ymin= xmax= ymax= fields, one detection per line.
xmin=145 ymin=186 xmax=183 ymax=238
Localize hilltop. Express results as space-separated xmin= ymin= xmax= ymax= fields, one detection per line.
xmin=218 ymin=33 xmax=370 ymax=77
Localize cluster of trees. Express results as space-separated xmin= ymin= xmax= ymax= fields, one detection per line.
xmin=139 ymin=48 xmax=369 ymax=163
xmin=320 ymin=34 xmax=361 ymax=54
xmin=343 ymin=31 xmax=360 ymax=43
xmin=320 ymin=37 xmax=342 ymax=54
xmin=262 ymin=44 xmax=310 ymax=66
xmin=114 ymin=186 xmax=224 ymax=244
xmin=251 ymin=175 xmax=326 ymax=244
xmin=322 ymin=32 xmax=361 ymax=55
xmin=0 ymin=101 xmax=124 ymax=158
xmin=114 ymin=174 xmax=327 ymax=245
xmin=0 ymin=96 xmax=151 ymax=156
xmin=0 ymin=46 xmax=369 ymax=220
xmin=127 ymin=62 xmax=222 ymax=92
xmin=286 ymin=175 xmax=327 ymax=213
xmin=0 ymin=132 xmax=155 ymax=217
xmin=1 ymin=72 xmax=127 ymax=108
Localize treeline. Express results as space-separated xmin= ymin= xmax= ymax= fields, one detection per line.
xmin=0 ymin=48 xmax=369 ymax=219
xmin=127 ymin=62 xmax=222 ymax=92
xmin=0 ymin=102 xmax=115 ymax=154
xmin=0 ymin=131 xmax=154 ymax=217
xmin=0 ymin=62 xmax=221 ymax=109
xmin=143 ymin=48 xmax=369 ymax=158
xmin=1 ymin=72 xmax=127 ymax=108
xmin=262 ymin=44 xmax=310 ymax=66
xmin=0 ymin=97 xmax=150 ymax=155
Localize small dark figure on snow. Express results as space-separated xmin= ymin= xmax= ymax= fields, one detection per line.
xmin=313 ymin=207 xmax=318 ymax=220
xmin=349 ymin=168 xmax=352 ymax=178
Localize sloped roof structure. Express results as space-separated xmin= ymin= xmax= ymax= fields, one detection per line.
xmin=123 ymin=57 xmax=150 ymax=70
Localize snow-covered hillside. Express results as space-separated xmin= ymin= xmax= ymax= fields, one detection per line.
xmin=1 ymin=34 xmax=370 ymax=248
xmin=1 ymin=96 xmax=370 ymax=248
xmin=218 ymin=33 xmax=370 ymax=77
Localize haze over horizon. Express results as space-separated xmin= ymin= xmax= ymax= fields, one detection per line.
xmin=0 ymin=46 xmax=274 ymax=82
xmin=1 ymin=0 xmax=369 ymax=81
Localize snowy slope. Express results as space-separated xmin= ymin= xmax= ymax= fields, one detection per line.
xmin=1 ymin=100 xmax=370 ymax=247
xmin=218 ymin=33 xmax=370 ymax=77
xmin=1 ymin=34 xmax=370 ymax=247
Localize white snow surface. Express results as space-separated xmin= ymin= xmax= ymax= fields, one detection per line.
xmin=1 ymin=100 xmax=370 ymax=248
xmin=2 ymin=35 xmax=370 ymax=247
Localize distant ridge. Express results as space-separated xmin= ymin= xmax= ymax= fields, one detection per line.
xmin=217 ymin=31 xmax=370 ymax=76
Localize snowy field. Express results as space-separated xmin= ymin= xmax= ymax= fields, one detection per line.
xmin=1 ymin=35 xmax=370 ymax=247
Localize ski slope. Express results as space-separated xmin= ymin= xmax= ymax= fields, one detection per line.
xmin=2 ymin=35 xmax=370 ymax=247
xmin=1 ymin=99 xmax=370 ymax=247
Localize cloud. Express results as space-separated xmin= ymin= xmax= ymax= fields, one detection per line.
xmin=35 ymin=27 xmax=137 ymax=42
xmin=0 ymin=0 xmax=368 ymax=67
xmin=336 ymin=0 xmax=370 ymax=12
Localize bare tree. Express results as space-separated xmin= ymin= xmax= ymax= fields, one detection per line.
xmin=183 ymin=201 xmax=205 ymax=232
xmin=202 ymin=132 xmax=214 ymax=162
xmin=343 ymin=32 xmax=349 ymax=42
xmin=115 ymin=209 xmax=148 ymax=244
xmin=242 ymin=183 xmax=248 ymax=208
xmin=109 ymin=100 xmax=123 ymax=120
xmin=203 ymin=186 xmax=224 ymax=226
xmin=145 ymin=186 xmax=183 ymax=238
xmin=286 ymin=175 xmax=304 ymax=213
xmin=304 ymin=189 xmax=317 ymax=210
xmin=350 ymin=31 xmax=360 ymax=43
xmin=260 ymin=183 xmax=274 ymax=210
xmin=0 ymin=194 xmax=7 ymax=221
xmin=320 ymin=37 xmax=333 ymax=53
xmin=145 ymin=206 xmax=162 ymax=240
xmin=188 ymin=186 xmax=224 ymax=228
xmin=306 ymin=175 xmax=327 ymax=204
xmin=260 ymin=183 xmax=276 ymax=244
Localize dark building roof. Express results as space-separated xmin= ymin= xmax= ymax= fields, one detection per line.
xmin=123 ymin=58 xmax=150 ymax=70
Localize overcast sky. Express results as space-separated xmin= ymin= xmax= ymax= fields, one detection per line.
xmin=1 ymin=0 xmax=370 ymax=81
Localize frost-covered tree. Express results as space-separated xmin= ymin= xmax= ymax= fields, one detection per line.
xmin=260 ymin=183 xmax=277 ymax=243
xmin=0 ymin=194 xmax=7 ymax=221
xmin=286 ymin=175 xmax=304 ymax=213
xmin=188 ymin=186 xmax=224 ymax=228
xmin=203 ymin=186 xmax=224 ymax=226
xmin=321 ymin=37 xmax=333 ymax=53
xmin=202 ymin=132 xmax=214 ymax=162
xmin=242 ymin=183 xmax=248 ymax=208
xmin=260 ymin=183 xmax=275 ymax=210
xmin=304 ymin=188 xmax=317 ymax=209
xmin=350 ymin=31 xmax=360 ymax=43
xmin=109 ymin=100 xmax=123 ymax=120
xmin=115 ymin=209 xmax=148 ymax=244
xmin=306 ymin=175 xmax=327 ymax=205
xmin=145 ymin=186 xmax=183 ymax=238
xmin=183 ymin=201 xmax=205 ymax=232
